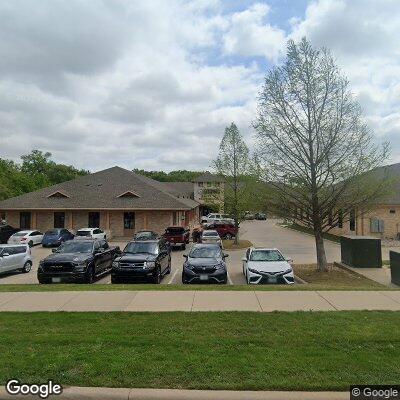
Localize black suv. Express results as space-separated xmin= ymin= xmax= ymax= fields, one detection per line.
xmin=0 ymin=225 xmax=20 ymax=244
xmin=37 ymin=239 xmax=120 ymax=284
xmin=111 ymin=239 xmax=171 ymax=284
xmin=182 ymin=243 xmax=228 ymax=284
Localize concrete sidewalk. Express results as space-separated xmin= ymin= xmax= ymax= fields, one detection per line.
xmin=0 ymin=386 xmax=349 ymax=400
xmin=0 ymin=290 xmax=399 ymax=312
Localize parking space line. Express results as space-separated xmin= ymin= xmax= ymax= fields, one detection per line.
xmin=168 ymin=268 xmax=180 ymax=284
xmin=227 ymin=271 xmax=233 ymax=285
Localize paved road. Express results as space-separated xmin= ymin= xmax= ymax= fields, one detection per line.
xmin=0 ymin=219 xmax=396 ymax=286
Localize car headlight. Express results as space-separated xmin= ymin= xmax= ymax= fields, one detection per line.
xmin=248 ymin=268 xmax=260 ymax=274
xmin=112 ymin=261 xmax=120 ymax=269
xmin=144 ymin=261 xmax=156 ymax=269
xmin=283 ymin=268 xmax=293 ymax=274
xmin=215 ymin=263 xmax=225 ymax=270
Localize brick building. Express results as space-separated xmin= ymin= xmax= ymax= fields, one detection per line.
xmin=0 ymin=166 xmax=200 ymax=238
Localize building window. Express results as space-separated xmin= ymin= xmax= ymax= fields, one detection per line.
xmin=54 ymin=212 xmax=65 ymax=228
xmin=390 ymin=209 xmax=396 ymax=214
xmin=349 ymin=209 xmax=356 ymax=231
xmin=124 ymin=212 xmax=135 ymax=229
xmin=20 ymin=212 xmax=31 ymax=229
xmin=88 ymin=212 xmax=100 ymax=228
xmin=338 ymin=209 xmax=343 ymax=228
xmin=370 ymin=218 xmax=384 ymax=233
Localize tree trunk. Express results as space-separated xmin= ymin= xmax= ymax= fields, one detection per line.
xmin=314 ymin=228 xmax=328 ymax=272
xmin=234 ymin=219 xmax=239 ymax=245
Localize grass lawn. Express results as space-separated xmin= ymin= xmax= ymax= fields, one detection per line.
xmin=281 ymin=223 xmax=341 ymax=243
xmin=294 ymin=263 xmax=387 ymax=288
xmin=0 ymin=311 xmax=399 ymax=391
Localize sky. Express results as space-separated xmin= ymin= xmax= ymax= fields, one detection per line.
xmin=0 ymin=0 xmax=399 ymax=172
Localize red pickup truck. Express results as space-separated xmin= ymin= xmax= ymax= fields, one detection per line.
xmin=163 ymin=226 xmax=190 ymax=250
xmin=205 ymin=222 xmax=238 ymax=240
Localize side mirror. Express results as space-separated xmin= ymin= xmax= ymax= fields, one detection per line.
xmin=242 ymin=257 xmax=247 ymax=262
xmin=286 ymin=258 xmax=293 ymax=263
xmin=223 ymin=254 xmax=229 ymax=258
xmin=52 ymin=248 xmax=57 ymax=253
xmin=183 ymin=254 xmax=188 ymax=259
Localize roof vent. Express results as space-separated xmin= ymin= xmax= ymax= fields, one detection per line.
xmin=117 ymin=190 xmax=140 ymax=198
xmin=47 ymin=190 xmax=70 ymax=199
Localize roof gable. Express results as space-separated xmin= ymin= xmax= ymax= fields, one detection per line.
xmin=117 ymin=190 xmax=140 ymax=198
xmin=46 ymin=190 xmax=70 ymax=198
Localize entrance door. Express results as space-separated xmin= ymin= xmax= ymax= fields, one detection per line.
xmin=88 ymin=212 xmax=100 ymax=228
xmin=20 ymin=212 xmax=31 ymax=229
xmin=123 ymin=212 xmax=135 ymax=236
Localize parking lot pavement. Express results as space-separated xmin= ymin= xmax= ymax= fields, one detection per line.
xmin=240 ymin=219 xmax=341 ymax=264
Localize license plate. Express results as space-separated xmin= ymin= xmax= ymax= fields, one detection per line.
xmin=269 ymin=276 xmax=277 ymax=284
xmin=52 ymin=277 xmax=62 ymax=283
xmin=200 ymin=274 xmax=208 ymax=281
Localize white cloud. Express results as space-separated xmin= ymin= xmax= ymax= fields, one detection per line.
xmin=221 ymin=3 xmax=286 ymax=62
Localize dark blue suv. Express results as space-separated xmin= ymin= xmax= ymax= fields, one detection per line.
xmin=42 ymin=228 xmax=74 ymax=248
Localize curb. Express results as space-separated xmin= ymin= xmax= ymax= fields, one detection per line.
xmin=0 ymin=387 xmax=349 ymax=400
xmin=279 ymin=225 xmax=340 ymax=245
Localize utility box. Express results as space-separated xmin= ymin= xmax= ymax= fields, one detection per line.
xmin=389 ymin=251 xmax=400 ymax=285
xmin=340 ymin=235 xmax=382 ymax=268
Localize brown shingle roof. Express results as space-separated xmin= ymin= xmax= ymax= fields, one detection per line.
xmin=0 ymin=166 xmax=199 ymax=210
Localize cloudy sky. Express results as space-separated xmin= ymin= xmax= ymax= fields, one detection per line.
xmin=0 ymin=0 xmax=399 ymax=172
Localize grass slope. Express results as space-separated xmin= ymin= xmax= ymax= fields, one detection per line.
xmin=0 ymin=311 xmax=399 ymax=391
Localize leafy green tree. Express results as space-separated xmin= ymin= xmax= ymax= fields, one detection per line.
xmin=133 ymin=169 xmax=203 ymax=182
xmin=213 ymin=123 xmax=257 ymax=244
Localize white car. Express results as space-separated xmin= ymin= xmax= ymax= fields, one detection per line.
xmin=0 ymin=244 xmax=32 ymax=274
xmin=8 ymin=230 xmax=44 ymax=247
xmin=242 ymin=247 xmax=294 ymax=284
xmin=76 ymin=228 xmax=106 ymax=240
xmin=201 ymin=213 xmax=234 ymax=225
xmin=201 ymin=230 xmax=222 ymax=247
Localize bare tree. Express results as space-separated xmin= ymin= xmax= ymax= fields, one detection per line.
xmin=254 ymin=38 xmax=390 ymax=272
xmin=213 ymin=123 xmax=257 ymax=245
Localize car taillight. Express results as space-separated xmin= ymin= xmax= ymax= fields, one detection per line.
xmin=21 ymin=237 xmax=27 ymax=241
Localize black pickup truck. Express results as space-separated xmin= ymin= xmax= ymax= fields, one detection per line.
xmin=37 ymin=239 xmax=120 ymax=284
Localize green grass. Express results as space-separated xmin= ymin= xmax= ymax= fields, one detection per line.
xmin=0 ymin=311 xmax=399 ymax=390
xmin=222 ymin=239 xmax=253 ymax=250
xmin=282 ymin=223 xmax=341 ymax=243
xmin=0 ymin=281 xmax=396 ymax=292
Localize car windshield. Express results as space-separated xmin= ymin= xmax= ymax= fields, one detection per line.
xmin=13 ymin=231 xmax=28 ymax=236
xmin=203 ymin=231 xmax=218 ymax=237
xmin=165 ymin=227 xmax=184 ymax=234
xmin=45 ymin=230 xmax=60 ymax=236
xmin=76 ymin=230 xmax=91 ymax=236
xmin=57 ymin=241 xmax=93 ymax=253
xmin=124 ymin=242 xmax=158 ymax=255
xmin=250 ymin=250 xmax=285 ymax=262
xmin=136 ymin=232 xmax=154 ymax=239
xmin=189 ymin=247 xmax=222 ymax=258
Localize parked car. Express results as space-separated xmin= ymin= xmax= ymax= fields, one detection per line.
xmin=0 ymin=225 xmax=20 ymax=244
xmin=8 ymin=230 xmax=43 ymax=247
xmin=205 ymin=222 xmax=237 ymax=240
xmin=182 ymin=243 xmax=228 ymax=284
xmin=111 ymin=239 xmax=171 ymax=284
xmin=42 ymin=228 xmax=74 ymax=247
xmin=242 ymin=247 xmax=294 ymax=285
xmin=201 ymin=230 xmax=222 ymax=247
xmin=37 ymin=239 xmax=120 ymax=284
xmin=255 ymin=213 xmax=267 ymax=220
xmin=244 ymin=212 xmax=255 ymax=220
xmin=0 ymin=244 xmax=32 ymax=274
xmin=133 ymin=230 xmax=159 ymax=241
xmin=163 ymin=226 xmax=190 ymax=250
xmin=76 ymin=228 xmax=106 ymax=240
xmin=201 ymin=213 xmax=234 ymax=225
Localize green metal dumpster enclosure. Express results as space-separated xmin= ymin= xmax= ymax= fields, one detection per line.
xmin=390 ymin=251 xmax=400 ymax=285
xmin=340 ymin=235 xmax=382 ymax=268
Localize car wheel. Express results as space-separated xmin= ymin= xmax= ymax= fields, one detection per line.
xmin=152 ymin=267 xmax=161 ymax=284
xmin=182 ymin=274 xmax=188 ymax=284
xmin=86 ymin=267 xmax=95 ymax=284
xmin=28 ymin=240 xmax=34 ymax=247
xmin=111 ymin=276 xmax=119 ymax=284
xmin=182 ymin=243 xmax=186 ymax=250
xmin=225 ymin=234 xmax=232 ymax=240
xmin=22 ymin=261 xmax=32 ymax=273
xmin=165 ymin=258 xmax=171 ymax=274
